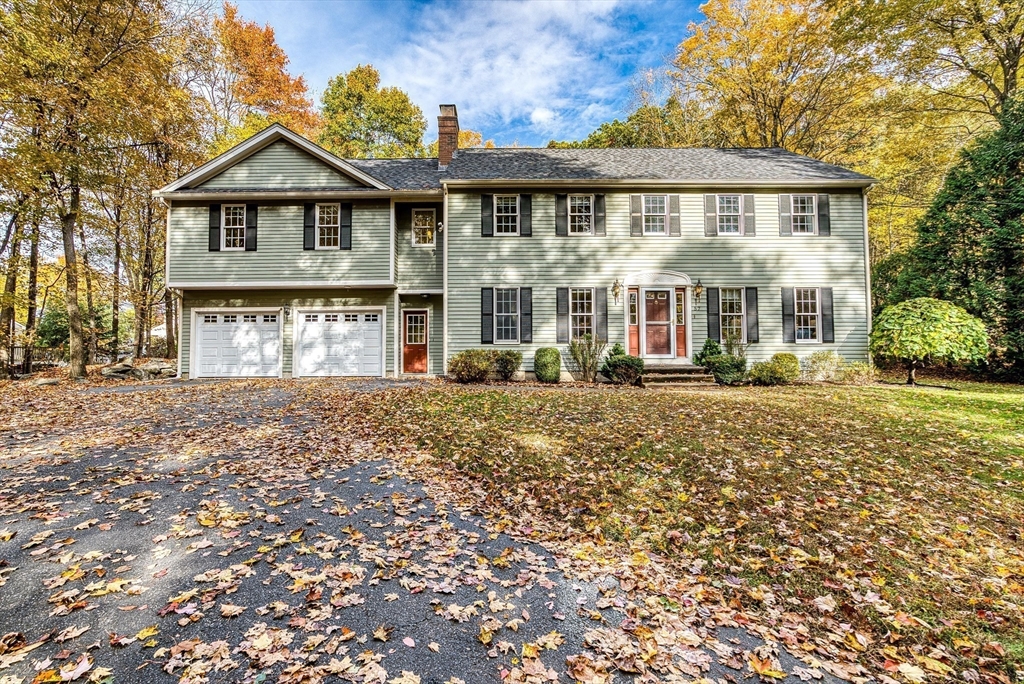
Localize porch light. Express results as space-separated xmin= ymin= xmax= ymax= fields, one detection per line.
xmin=612 ymin=278 xmax=623 ymax=304
xmin=283 ymin=305 xmax=291 ymax=320
xmin=693 ymin=280 xmax=704 ymax=304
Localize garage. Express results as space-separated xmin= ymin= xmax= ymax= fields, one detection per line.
xmin=295 ymin=310 xmax=383 ymax=377
xmin=195 ymin=311 xmax=282 ymax=377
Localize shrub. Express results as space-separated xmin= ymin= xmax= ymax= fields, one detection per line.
xmin=803 ymin=350 xmax=845 ymax=382
xmin=493 ymin=350 xmax=523 ymax=381
xmin=602 ymin=354 xmax=645 ymax=386
xmin=869 ymin=298 xmax=988 ymax=384
xmin=447 ymin=349 xmax=494 ymax=383
xmin=694 ymin=338 xmax=723 ymax=366
xmin=534 ymin=347 xmax=561 ymax=383
xmin=568 ymin=334 xmax=607 ymax=383
xmin=703 ymin=354 xmax=747 ymax=384
xmin=838 ymin=362 xmax=877 ymax=385
xmin=606 ymin=342 xmax=626 ymax=358
xmin=749 ymin=353 xmax=801 ymax=386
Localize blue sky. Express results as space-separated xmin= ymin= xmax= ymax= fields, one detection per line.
xmin=234 ymin=0 xmax=702 ymax=147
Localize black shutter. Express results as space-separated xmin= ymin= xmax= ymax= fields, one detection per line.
xmin=669 ymin=194 xmax=681 ymax=237
xmin=706 ymin=287 xmax=720 ymax=342
xmin=594 ymin=194 xmax=606 ymax=236
xmin=782 ymin=288 xmax=796 ymax=343
xmin=629 ymin=195 xmax=642 ymax=236
xmin=779 ymin=194 xmax=792 ymax=236
xmin=481 ymin=194 xmax=493 ymax=237
xmin=244 ymin=204 xmax=258 ymax=251
xmin=821 ymin=287 xmax=834 ymax=342
xmin=595 ymin=287 xmax=608 ymax=341
xmin=208 ymin=204 xmax=221 ymax=251
xmin=556 ymin=288 xmax=569 ymax=343
xmin=303 ymin=203 xmax=315 ymax=250
xmin=742 ymin=194 xmax=755 ymax=236
xmin=520 ymin=288 xmax=532 ymax=343
xmin=555 ymin=194 xmax=568 ymax=236
xmin=817 ymin=194 xmax=831 ymax=236
xmin=340 ymin=203 xmax=352 ymax=250
xmin=519 ymin=194 xmax=532 ymax=236
xmin=481 ymin=288 xmax=494 ymax=344
xmin=745 ymin=287 xmax=759 ymax=343
xmin=704 ymin=194 xmax=717 ymax=236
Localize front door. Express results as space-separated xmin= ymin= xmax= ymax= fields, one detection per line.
xmin=644 ymin=290 xmax=673 ymax=356
xmin=402 ymin=311 xmax=428 ymax=374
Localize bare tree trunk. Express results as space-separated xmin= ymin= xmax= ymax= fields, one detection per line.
xmin=111 ymin=212 xmax=120 ymax=359
xmin=24 ymin=218 xmax=39 ymax=374
xmin=0 ymin=218 xmax=25 ymax=378
xmin=164 ymin=288 xmax=176 ymax=360
xmin=135 ymin=204 xmax=155 ymax=359
xmin=78 ymin=223 xmax=97 ymax=364
xmin=61 ymin=184 xmax=87 ymax=379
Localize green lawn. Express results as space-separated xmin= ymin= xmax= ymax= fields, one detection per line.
xmin=314 ymin=380 xmax=1024 ymax=675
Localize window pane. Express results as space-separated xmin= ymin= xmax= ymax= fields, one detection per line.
xmin=570 ymin=288 xmax=593 ymax=339
xmin=495 ymin=288 xmax=518 ymax=342
xmin=795 ymin=288 xmax=819 ymax=341
xmin=628 ymin=292 xmax=638 ymax=326
xmin=720 ymin=288 xmax=744 ymax=343
xmin=223 ymin=206 xmax=246 ymax=249
xmin=413 ymin=210 xmax=435 ymax=245
xmin=675 ymin=291 xmax=685 ymax=325
xmin=406 ymin=314 xmax=426 ymax=344
xmin=718 ymin=215 xmax=740 ymax=234
xmin=718 ymin=195 xmax=740 ymax=215
xmin=495 ymin=196 xmax=518 ymax=234
xmin=644 ymin=195 xmax=666 ymax=215
xmin=644 ymin=215 xmax=666 ymax=234
xmin=569 ymin=194 xmax=593 ymax=235
xmin=318 ymin=204 xmax=340 ymax=248
xmin=791 ymin=196 xmax=815 ymax=234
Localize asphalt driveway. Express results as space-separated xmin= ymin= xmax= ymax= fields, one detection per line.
xmin=0 ymin=379 xmax=834 ymax=683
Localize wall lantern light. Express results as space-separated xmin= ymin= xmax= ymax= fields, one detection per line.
xmin=693 ymin=279 xmax=704 ymax=304
xmin=612 ymin=278 xmax=623 ymax=304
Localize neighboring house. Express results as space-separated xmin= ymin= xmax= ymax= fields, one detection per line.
xmin=154 ymin=105 xmax=874 ymax=380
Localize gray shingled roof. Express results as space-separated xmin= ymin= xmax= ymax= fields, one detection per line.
xmin=345 ymin=158 xmax=446 ymax=191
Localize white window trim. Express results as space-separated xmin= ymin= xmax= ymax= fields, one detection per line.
xmin=493 ymin=286 xmax=520 ymax=344
xmin=790 ymin=194 xmax=818 ymax=236
xmin=719 ymin=286 xmax=747 ymax=344
xmin=411 ymin=208 xmax=436 ymax=248
xmin=494 ymin=195 xmax=520 ymax=236
xmin=314 ymin=202 xmax=341 ymax=251
xmin=642 ymin=195 xmax=669 ymax=236
xmin=794 ymin=287 xmax=822 ymax=344
xmin=568 ymin=194 xmax=594 ymax=236
xmin=569 ymin=287 xmax=596 ymax=339
xmin=221 ymin=204 xmax=247 ymax=251
xmin=716 ymin=194 xmax=743 ymax=237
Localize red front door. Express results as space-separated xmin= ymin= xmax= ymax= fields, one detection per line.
xmin=644 ymin=290 xmax=672 ymax=356
xmin=403 ymin=311 xmax=427 ymax=374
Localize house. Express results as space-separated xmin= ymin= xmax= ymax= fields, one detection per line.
xmin=154 ymin=105 xmax=873 ymax=380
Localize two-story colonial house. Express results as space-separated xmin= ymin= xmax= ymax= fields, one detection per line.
xmin=154 ymin=105 xmax=873 ymax=380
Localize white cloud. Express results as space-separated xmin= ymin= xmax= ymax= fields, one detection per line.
xmin=530 ymin=107 xmax=556 ymax=126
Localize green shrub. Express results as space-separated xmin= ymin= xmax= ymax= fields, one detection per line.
xmin=534 ymin=347 xmax=561 ymax=383
xmin=447 ymin=349 xmax=494 ymax=383
xmin=703 ymin=354 xmax=747 ymax=384
xmin=568 ymin=334 xmax=607 ymax=383
xmin=602 ymin=354 xmax=645 ymax=385
xmin=694 ymin=338 xmax=723 ymax=366
xmin=606 ymin=342 xmax=626 ymax=358
xmin=749 ymin=353 xmax=801 ymax=386
xmin=803 ymin=350 xmax=845 ymax=382
xmin=493 ymin=350 xmax=523 ymax=381
xmin=838 ymin=362 xmax=877 ymax=385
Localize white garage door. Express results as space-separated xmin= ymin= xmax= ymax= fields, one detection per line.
xmin=297 ymin=311 xmax=382 ymax=377
xmin=196 ymin=311 xmax=281 ymax=378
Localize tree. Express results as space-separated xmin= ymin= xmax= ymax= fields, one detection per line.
xmin=870 ymin=298 xmax=989 ymax=384
xmin=319 ymin=65 xmax=426 ymax=158
xmin=425 ymin=130 xmax=495 ymax=156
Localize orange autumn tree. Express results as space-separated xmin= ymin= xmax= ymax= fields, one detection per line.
xmin=209 ymin=2 xmax=320 ymax=153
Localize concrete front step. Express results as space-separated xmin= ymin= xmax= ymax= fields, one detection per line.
xmin=646 ymin=380 xmax=718 ymax=389
xmin=643 ymin=364 xmax=709 ymax=375
xmin=643 ymin=373 xmax=716 ymax=384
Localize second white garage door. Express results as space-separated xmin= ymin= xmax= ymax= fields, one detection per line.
xmin=296 ymin=311 xmax=383 ymax=377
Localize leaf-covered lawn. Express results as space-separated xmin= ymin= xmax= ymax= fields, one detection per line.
xmin=318 ymin=381 xmax=1024 ymax=678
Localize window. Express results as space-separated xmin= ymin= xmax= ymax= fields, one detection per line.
xmin=494 ymin=288 xmax=519 ymax=343
xmin=569 ymin=195 xmax=593 ymax=235
xmin=791 ymin=195 xmax=816 ymax=234
xmin=263 ymin=315 xmax=277 ymax=323
xmin=223 ymin=315 xmax=237 ymax=323
xmin=628 ymin=292 xmax=638 ymax=326
xmin=364 ymin=314 xmax=379 ymax=322
xmin=570 ymin=288 xmax=594 ymax=339
xmin=675 ymin=291 xmax=685 ymax=325
xmin=412 ymin=209 xmax=436 ymax=246
xmin=242 ymin=314 xmax=257 ymax=323
xmin=495 ymin=196 xmax=519 ymax=235
xmin=324 ymin=314 xmax=339 ymax=322
xmin=406 ymin=314 xmax=426 ymax=344
xmin=317 ymin=204 xmax=340 ymax=249
xmin=795 ymin=288 xmax=820 ymax=342
xmin=643 ymin=195 xmax=667 ymax=235
xmin=717 ymin=195 xmax=741 ymax=234
xmin=720 ymin=288 xmax=745 ymax=343
xmin=344 ymin=314 xmax=358 ymax=322
xmin=203 ymin=314 xmax=217 ymax=323
xmin=305 ymin=314 xmax=318 ymax=322
xmin=222 ymin=205 xmax=246 ymax=250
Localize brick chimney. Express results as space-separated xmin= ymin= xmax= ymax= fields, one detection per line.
xmin=437 ymin=104 xmax=459 ymax=169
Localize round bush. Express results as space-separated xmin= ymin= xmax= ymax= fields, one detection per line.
xmin=493 ymin=349 xmax=523 ymax=381
xmin=534 ymin=347 xmax=561 ymax=383
xmin=602 ymin=354 xmax=644 ymax=385
xmin=772 ymin=353 xmax=800 ymax=381
xmin=447 ymin=349 xmax=493 ymax=383
xmin=703 ymin=354 xmax=747 ymax=384
xmin=804 ymin=350 xmax=844 ymax=382
xmin=749 ymin=353 xmax=801 ymax=386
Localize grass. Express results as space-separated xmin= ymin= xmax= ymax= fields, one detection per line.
xmin=318 ymin=379 xmax=1024 ymax=674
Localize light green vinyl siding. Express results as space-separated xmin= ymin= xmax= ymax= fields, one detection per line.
xmin=395 ymin=203 xmax=443 ymax=291
xmin=398 ymin=294 xmax=444 ymax=375
xmin=168 ymin=201 xmax=392 ymax=286
xmin=198 ymin=141 xmax=363 ymax=189
xmin=179 ymin=289 xmax=395 ymax=377
xmin=445 ymin=190 xmax=869 ymax=370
